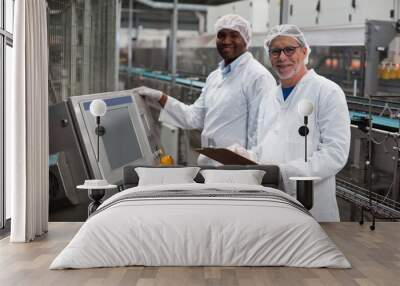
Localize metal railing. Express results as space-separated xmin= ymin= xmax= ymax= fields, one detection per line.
xmin=337 ymin=178 xmax=400 ymax=219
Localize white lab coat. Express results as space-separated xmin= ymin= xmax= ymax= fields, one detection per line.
xmin=160 ymin=52 xmax=277 ymax=165
xmin=253 ymin=69 xmax=350 ymax=222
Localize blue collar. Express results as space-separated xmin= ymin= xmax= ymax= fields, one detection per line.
xmin=281 ymin=86 xmax=295 ymax=101
xmin=218 ymin=52 xmax=247 ymax=77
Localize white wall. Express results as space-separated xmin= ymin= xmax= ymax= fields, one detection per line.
xmin=251 ymin=0 xmax=272 ymax=32
xmin=203 ymin=0 xmax=398 ymax=38
xmin=286 ymin=0 xmax=396 ymax=27
xmin=207 ymin=0 xmax=280 ymax=35
xmin=207 ymin=0 xmax=251 ymax=33
xmin=119 ymin=27 xmax=199 ymax=49
xmin=266 ymin=0 xmax=281 ymax=30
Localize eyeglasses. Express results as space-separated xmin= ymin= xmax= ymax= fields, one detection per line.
xmin=269 ymin=46 xmax=301 ymax=58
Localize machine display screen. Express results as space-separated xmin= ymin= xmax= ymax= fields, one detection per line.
xmin=101 ymin=106 xmax=143 ymax=170
xmin=70 ymin=91 xmax=160 ymax=184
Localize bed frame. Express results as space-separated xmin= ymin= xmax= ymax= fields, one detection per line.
xmin=123 ymin=165 xmax=281 ymax=190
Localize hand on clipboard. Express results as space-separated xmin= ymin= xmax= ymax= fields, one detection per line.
xmin=195 ymin=148 xmax=258 ymax=165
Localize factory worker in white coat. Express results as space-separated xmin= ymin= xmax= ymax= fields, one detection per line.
xmin=138 ymin=14 xmax=276 ymax=165
xmin=232 ymin=25 xmax=351 ymax=222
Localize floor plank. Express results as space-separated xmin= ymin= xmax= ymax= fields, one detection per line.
xmin=0 ymin=222 xmax=399 ymax=286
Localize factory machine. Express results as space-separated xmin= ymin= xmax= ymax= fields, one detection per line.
xmin=121 ymin=19 xmax=400 ymax=223
xmin=305 ymin=21 xmax=400 ymax=226
xmin=48 ymin=89 xmax=162 ymax=220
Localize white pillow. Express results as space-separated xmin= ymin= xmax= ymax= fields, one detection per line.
xmin=200 ymin=169 xmax=266 ymax=185
xmin=135 ymin=167 xmax=201 ymax=186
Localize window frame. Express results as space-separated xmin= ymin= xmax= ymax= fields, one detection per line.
xmin=0 ymin=0 xmax=13 ymax=230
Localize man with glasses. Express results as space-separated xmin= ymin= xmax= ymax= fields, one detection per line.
xmin=138 ymin=14 xmax=276 ymax=165
xmin=232 ymin=25 xmax=351 ymax=222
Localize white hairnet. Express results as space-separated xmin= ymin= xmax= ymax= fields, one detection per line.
xmin=264 ymin=24 xmax=311 ymax=65
xmin=215 ymin=14 xmax=252 ymax=48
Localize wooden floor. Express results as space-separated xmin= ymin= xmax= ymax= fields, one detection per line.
xmin=0 ymin=222 xmax=399 ymax=286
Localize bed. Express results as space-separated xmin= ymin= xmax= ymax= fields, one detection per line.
xmin=50 ymin=165 xmax=350 ymax=269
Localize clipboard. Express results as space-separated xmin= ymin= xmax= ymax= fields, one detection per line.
xmin=195 ymin=148 xmax=258 ymax=165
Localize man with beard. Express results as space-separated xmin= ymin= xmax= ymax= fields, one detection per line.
xmin=232 ymin=25 xmax=351 ymax=222
xmin=138 ymin=14 xmax=276 ymax=165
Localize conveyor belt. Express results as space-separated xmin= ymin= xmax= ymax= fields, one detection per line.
xmin=336 ymin=178 xmax=400 ymax=219
xmin=350 ymin=111 xmax=400 ymax=131
xmin=347 ymin=95 xmax=400 ymax=110
xmin=120 ymin=65 xmax=400 ymax=131
xmin=120 ymin=66 xmax=205 ymax=89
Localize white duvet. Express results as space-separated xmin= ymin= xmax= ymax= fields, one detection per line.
xmin=50 ymin=183 xmax=351 ymax=269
